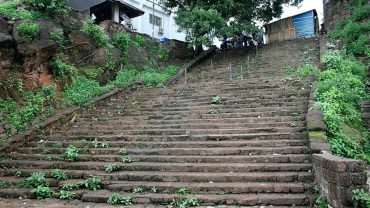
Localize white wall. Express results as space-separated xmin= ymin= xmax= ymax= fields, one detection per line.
xmin=123 ymin=0 xmax=186 ymax=41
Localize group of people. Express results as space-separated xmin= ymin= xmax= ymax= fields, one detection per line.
xmin=220 ymin=27 xmax=265 ymax=50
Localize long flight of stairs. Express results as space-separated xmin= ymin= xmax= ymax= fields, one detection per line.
xmin=0 ymin=38 xmax=320 ymax=207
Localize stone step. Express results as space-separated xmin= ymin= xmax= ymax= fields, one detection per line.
xmin=27 ymin=139 xmax=308 ymax=149
xmin=16 ymin=146 xmax=310 ymax=156
xmin=0 ymin=168 xmax=313 ymax=183
xmin=9 ymin=153 xmax=311 ymax=164
xmin=0 ymin=161 xmax=313 ymax=172
xmin=81 ymin=190 xmax=313 ymax=206
xmin=107 ymin=181 xmax=313 ymax=194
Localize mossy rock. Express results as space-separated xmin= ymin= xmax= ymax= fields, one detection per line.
xmin=309 ymin=131 xmax=327 ymax=141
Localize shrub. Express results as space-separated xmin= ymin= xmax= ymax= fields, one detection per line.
xmin=17 ymin=21 xmax=40 ymax=43
xmin=0 ymin=181 xmax=9 ymax=188
xmin=49 ymin=58 xmax=77 ymax=79
xmin=111 ymin=69 xmax=138 ymax=87
xmin=83 ymin=176 xmax=101 ymax=191
xmin=49 ymin=29 xmax=65 ymax=48
xmin=83 ymin=67 xmax=105 ymax=79
xmin=65 ymin=145 xmax=79 ymax=162
xmin=25 ymin=0 xmax=70 ymax=15
xmin=113 ymin=32 xmax=131 ymax=59
xmin=51 ymin=170 xmax=68 ymax=181
xmin=20 ymin=172 xmax=46 ymax=188
xmin=81 ymin=21 xmax=108 ymax=47
xmin=107 ymin=194 xmax=133 ymax=205
xmin=0 ymin=0 xmax=47 ymax=20
xmin=352 ymin=189 xmax=370 ymax=208
xmin=35 ymin=185 xmax=53 ymax=199
xmin=59 ymin=190 xmax=76 ymax=200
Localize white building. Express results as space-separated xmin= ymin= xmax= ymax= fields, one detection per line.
xmin=124 ymin=0 xmax=186 ymax=41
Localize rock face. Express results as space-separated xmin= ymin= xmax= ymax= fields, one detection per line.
xmin=168 ymin=40 xmax=194 ymax=60
xmin=13 ymin=20 xmax=59 ymax=90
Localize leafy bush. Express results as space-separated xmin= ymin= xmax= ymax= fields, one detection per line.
xmin=49 ymin=58 xmax=77 ymax=79
xmin=65 ymin=145 xmax=79 ymax=162
xmin=81 ymin=21 xmax=108 ymax=47
xmin=62 ymin=76 xmax=110 ymax=105
xmin=0 ymin=0 xmax=47 ymax=20
xmin=24 ymin=0 xmax=70 ymax=15
xmin=111 ymin=69 xmax=138 ymax=87
xmin=313 ymin=52 xmax=369 ymax=162
xmin=0 ymin=181 xmax=9 ymax=188
xmin=113 ymin=32 xmax=131 ymax=60
xmin=83 ymin=67 xmax=105 ymax=79
xmin=59 ymin=190 xmax=76 ymax=200
xmin=35 ymin=185 xmax=53 ymax=199
xmin=352 ymin=189 xmax=370 ymax=208
xmin=20 ymin=172 xmax=46 ymax=188
xmin=107 ymin=194 xmax=133 ymax=205
xmin=138 ymin=66 xmax=179 ymax=88
xmin=51 ymin=170 xmax=68 ymax=181
xmin=315 ymin=196 xmax=328 ymax=208
xmin=84 ymin=176 xmax=101 ymax=191
xmin=104 ymin=163 xmax=120 ymax=173
xmin=17 ymin=21 xmax=40 ymax=43
xmin=49 ymin=29 xmax=65 ymax=48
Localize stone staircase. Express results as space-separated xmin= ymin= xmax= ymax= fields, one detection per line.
xmin=0 ymin=38 xmax=320 ymax=207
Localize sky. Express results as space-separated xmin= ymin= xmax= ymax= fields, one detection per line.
xmin=277 ymin=0 xmax=324 ymax=23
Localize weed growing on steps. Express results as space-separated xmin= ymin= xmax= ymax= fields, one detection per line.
xmin=20 ymin=172 xmax=46 ymax=188
xmin=208 ymin=109 xmax=219 ymax=114
xmin=177 ymin=188 xmax=189 ymax=195
xmin=352 ymin=189 xmax=370 ymax=208
xmin=315 ymin=196 xmax=328 ymax=208
xmin=84 ymin=176 xmax=101 ymax=191
xmin=121 ymin=156 xmax=133 ymax=163
xmin=0 ymin=181 xmax=9 ymax=188
xmin=107 ymin=193 xmax=133 ymax=205
xmin=51 ymin=170 xmax=68 ymax=181
xmin=92 ymin=138 xmax=109 ymax=148
xmin=211 ymin=96 xmax=222 ymax=104
xmin=132 ymin=187 xmax=144 ymax=193
xmin=104 ymin=163 xmax=120 ymax=173
xmin=35 ymin=185 xmax=53 ymax=199
xmin=65 ymin=145 xmax=79 ymax=162
xmin=62 ymin=183 xmax=81 ymax=191
xmin=59 ymin=190 xmax=76 ymax=200
xmin=14 ymin=171 xmax=22 ymax=177
xmin=53 ymin=142 xmax=63 ymax=148
xmin=171 ymin=195 xmax=200 ymax=208
xmin=151 ymin=186 xmax=158 ymax=193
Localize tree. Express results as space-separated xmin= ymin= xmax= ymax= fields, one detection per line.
xmin=160 ymin=0 xmax=303 ymax=47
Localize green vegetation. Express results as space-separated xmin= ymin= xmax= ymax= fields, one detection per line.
xmin=61 ymin=182 xmax=81 ymax=191
xmin=35 ymin=185 xmax=53 ymax=199
xmin=211 ymin=96 xmax=222 ymax=104
xmin=0 ymin=181 xmax=9 ymax=188
xmin=171 ymin=196 xmax=200 ymax=208
xmin=208 ymin=109 xmax=219 ymax=114
xmin=49 ymin=29 xmax=66 ymax=49
xmin=132 ymin=187 xmax=143 ymax=193
xmin=352 ymin=189 xmax=370 ymax=208
xmin=24 ymin=0 xmax=70 ymax=15
xmin=107 ymin=194 xmax=133 ymax=205
xmin=329 ymin=1 xmax=370 ymax=57
xmin=177 ymin=188 xmax=189 ymax=195
xmin=104 ymin=163 xmax=120 ymax=173
xmin=121 ymin=155 xmax=133 ymax=163
xmin=113 ymin=32 xmax=131 ymax=63
xmin=17 ymin=21 xmax=40 ymax=43
xmin=15 ymin=171 xmax=22 ymax=177
xmin=83 ymin=176 xmax=101 ymax=191
xmin=65 ymin=145 xmax=79 ymax=162
xmin=119 ymin=148 xmax=127 ymax=155
xmin=51 ymin=170 xmax=68 ymax=181
xmin=0 ymin=0 xmax=47 ymax=20
xmin=59 ymin=190 xmax=76 ymax=200
xmin=49 ymin=57 xmax=78 ymax=79
xmin=315 ymin=53 xmax=369 ymax=162
xmin=81 ymin=20 xmax=108 ymax=47
xmin=20 ymin=172 xmax=46 ymax=188
xmin=150 ymin=186 xmax=158 ymax=193
xmin=92 ymin=138 xmax=109 ymax=148
xmin=315 ymin=196 xmax=328 ymax=208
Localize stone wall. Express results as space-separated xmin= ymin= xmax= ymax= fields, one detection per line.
xmin=323 ymin=0 xmax=351 ymax=31
xmin=313 ymin=154 xmax=368 ymax=208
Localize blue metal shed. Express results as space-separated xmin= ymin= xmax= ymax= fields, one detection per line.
xmin=264 ymin=10 xmax=319 ymax=43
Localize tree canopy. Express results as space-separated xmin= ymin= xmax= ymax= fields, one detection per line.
xmin=160 ymin=0 xmax=303 ymax=46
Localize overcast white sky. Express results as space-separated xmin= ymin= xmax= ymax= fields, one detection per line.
xmin=278 ymin=0 xmax=324 ymax=23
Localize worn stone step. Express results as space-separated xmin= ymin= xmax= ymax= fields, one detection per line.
xmin=81 ymin=190 xmax=313 ymax=206
xmin=0 ymin=161 xmax=313 ymax=172
xmin=27 ymin=139 xmax=308 ymax=149
xmin=106 ymin=181 xmax=313 ymax=194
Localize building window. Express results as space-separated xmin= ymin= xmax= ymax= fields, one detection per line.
xmin=149 ymin=14 xmax=162 ymax=27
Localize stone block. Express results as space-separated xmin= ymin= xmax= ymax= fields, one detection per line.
xmin=350 ymin=172 xmax=367 ymax=185
xmin=309 ymin=131 xmax=328 ymax=141
xmin=307 ymin=119 xmax=327 ymax=131
xmin=334 ymin=172 xmax=351 ymax=187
